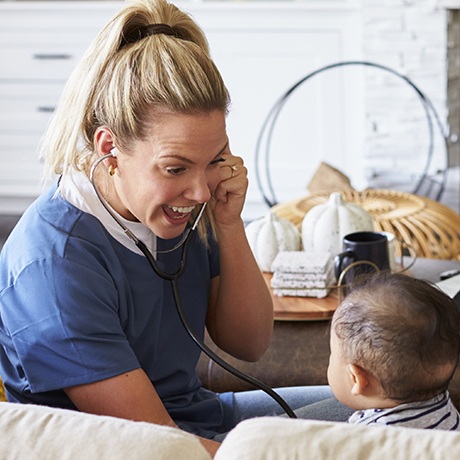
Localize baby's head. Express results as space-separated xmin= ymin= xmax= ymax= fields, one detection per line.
xmin=328 ymin=272 xmax=460 ymax=410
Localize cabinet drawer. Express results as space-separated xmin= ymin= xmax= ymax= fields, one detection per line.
xmin=0 ymin=45 xmax=88 ymax=81
xmin=0 ymin=83 xmax=64 ymax=130
xmin=0 ymin=8 xmax=116 ymax=81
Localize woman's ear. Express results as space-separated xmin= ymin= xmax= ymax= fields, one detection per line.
xmin=94 ymin=127 xmax=118 ymax=172
xmin=348 ymin=363 xmax=370 ymax=396
xmin=94 ymin=127 xmax=117 ymax=158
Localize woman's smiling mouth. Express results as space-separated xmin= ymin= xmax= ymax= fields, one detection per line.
xmin=163 ymin=205 xmax=196 ymax=224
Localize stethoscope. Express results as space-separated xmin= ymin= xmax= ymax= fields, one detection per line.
xmin=90 ymin=150 xmax=297 ymax=418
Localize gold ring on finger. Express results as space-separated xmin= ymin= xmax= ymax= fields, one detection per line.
xmin=223 ymin=164 xmax=238 ymax=178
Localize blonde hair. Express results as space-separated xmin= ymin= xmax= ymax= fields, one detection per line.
xmin=40 ymin=0 xmax=229 ymax=241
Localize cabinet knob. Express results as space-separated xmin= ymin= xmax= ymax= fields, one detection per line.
xmin=37 ymin=106 xmax=55 ymax=113
xmin=33 ymin=53 xmax=73 ymax=60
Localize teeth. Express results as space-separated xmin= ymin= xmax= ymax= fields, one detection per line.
xmin=169 ymin=205 xmax=195 ymax=213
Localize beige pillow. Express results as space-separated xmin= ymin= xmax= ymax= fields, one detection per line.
xmin=0 ymin=402 xmax=211 ymax=460
xmin=216 ymin=417 xmax=460 ymax=460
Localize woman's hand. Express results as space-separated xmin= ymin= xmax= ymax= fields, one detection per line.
xmin=210 ymin=153 xmax=248 ymax=228
xmin=206 ymin=152 xmax=274 ymax=362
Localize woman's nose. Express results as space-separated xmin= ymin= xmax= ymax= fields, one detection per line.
xmin=184 ymin=174 xmax=212 ymax=203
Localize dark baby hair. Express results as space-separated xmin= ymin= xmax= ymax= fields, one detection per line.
xmin=333 ymin=271 xmax=460 ymax=402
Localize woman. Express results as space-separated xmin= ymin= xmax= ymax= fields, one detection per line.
xmin=0 ymin=0 xmax=349 ymax=456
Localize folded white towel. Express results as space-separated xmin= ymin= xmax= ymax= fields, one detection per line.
xmin=271 ymin=265 xmax=334 ymax=289
xmin=270 ymin=251 xmax=332 ymax=274
xmin=270 ymin=251 xmax=334 ymax=298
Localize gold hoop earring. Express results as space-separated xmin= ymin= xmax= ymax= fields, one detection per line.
xmin=108 ymin=164 xmax=116 ymax=176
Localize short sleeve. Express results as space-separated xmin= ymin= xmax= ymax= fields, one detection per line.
xmin=1 ymin=256 xmax=139 ymax=393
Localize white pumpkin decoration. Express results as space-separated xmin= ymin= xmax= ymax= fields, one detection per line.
xmin=245 ymin=211 xmax=301 ymax=272
xmin=301 ymin=192 xmax=374 ymax=257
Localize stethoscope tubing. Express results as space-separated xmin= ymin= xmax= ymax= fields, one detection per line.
xmin=170 ymin=276 xmax=297 ymax=418
xmin=89 ymin=154 xmax=297 ymax=418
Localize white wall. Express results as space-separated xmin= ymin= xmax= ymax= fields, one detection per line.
xmin=361 ymin=0 xmax=450 ymax=190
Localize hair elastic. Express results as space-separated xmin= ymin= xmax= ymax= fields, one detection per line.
xmin=121 ymin=24 xmax=177 ymax=46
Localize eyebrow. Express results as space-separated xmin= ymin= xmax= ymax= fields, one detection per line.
xmin=160 ymin=142 xmax=229 ymax=164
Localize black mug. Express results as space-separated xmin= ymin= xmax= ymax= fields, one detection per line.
xmin=334 ymin=231 xmax=390 ymax=283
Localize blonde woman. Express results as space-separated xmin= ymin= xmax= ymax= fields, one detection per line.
xmin=0 ymin=0 xmax=349 ymax=456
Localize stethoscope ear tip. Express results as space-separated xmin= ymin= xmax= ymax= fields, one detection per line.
xmin=110 ymin=148 xmax=118 ymax=157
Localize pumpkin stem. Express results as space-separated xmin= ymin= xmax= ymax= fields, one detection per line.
xmin=267 ymin=211 xmax=277 ymax=222
xmin=329 ymin=192 xmax=344 ymax=206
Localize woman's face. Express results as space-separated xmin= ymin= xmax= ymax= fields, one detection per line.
xmin=102 ymin=109 xmax=229 ymax=239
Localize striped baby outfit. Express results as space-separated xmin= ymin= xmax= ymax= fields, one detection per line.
xmin=348 ymin=391 xmax=460 ymax=430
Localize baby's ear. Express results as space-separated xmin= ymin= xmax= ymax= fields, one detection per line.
xmin=348 ymin=363 xmax=369 ymax=396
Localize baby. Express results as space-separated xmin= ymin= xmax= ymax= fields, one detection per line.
xmin=328 ymin=271 xmax=460 ymax=430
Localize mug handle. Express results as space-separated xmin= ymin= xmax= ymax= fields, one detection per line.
xmin=334 ymin=250 xmax=356 ymax=281
xmin=336 ymin=259 xmax=381 ymax=302
xmin=395 ymin=239 xmax=417 ymax=274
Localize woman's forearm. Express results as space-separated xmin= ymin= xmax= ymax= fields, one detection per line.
xmin=210 ymin=218 xmax=274 ymax=361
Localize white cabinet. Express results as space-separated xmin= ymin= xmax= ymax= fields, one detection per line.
xmin=0 ymin=1 xmax=362 ymax=216
xmin=0 ymin=2 xmax=119 ymax=212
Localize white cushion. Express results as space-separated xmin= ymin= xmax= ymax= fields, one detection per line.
xmin=216 ymin=417 xmax=460 ymax=460
xmin=0 ymin=402 xmax=211 ymax=460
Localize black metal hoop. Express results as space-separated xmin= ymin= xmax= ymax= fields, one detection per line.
xmin=255 ymin=60 xmax=448 ymax=208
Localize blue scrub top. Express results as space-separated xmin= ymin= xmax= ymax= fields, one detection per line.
xmin=0 ymin=182 xmax=231 ymax=437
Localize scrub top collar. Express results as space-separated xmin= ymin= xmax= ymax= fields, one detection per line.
xmin=59 ymin=169 xmax=157 ymax=256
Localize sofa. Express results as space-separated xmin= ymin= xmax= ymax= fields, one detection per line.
xmin=1 ymin=401 xmax=460 ymax=459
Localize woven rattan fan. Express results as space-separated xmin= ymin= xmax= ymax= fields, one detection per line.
xmin=271 ymin=189 xmax=460 ymax=260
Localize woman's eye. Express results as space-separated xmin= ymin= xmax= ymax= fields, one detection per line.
xmin=166 ymin=167 xmax=185 ymax=176
xmin=210 ymin=158 xmax=226 ymax=167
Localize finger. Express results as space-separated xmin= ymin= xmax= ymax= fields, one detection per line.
xmin=214 ymin=166 xmax=248 ymax=203
xmin=220 ymin=163 xmax=239 ymax=179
